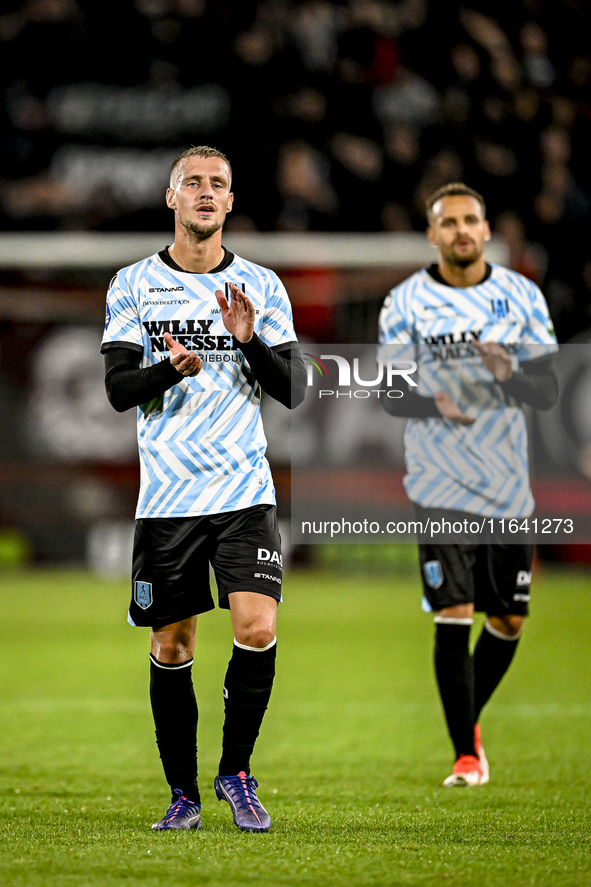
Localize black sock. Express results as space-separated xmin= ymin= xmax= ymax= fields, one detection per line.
xmin=149 ymin=655 xmax=200 ymax=804
xmin=474 ymin=621 xmax=520 ymax=721
xmin=434 ymin=622 xmax=476 ymax=759
xmin=218 ymin=641 xmax=277 ymax=776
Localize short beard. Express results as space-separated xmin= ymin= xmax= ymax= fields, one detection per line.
xmin=447 ymin=245 xmax=483 ymax=269
xmin=180 ymin=217 xmax=224 ymax=242
xmin=449 ymin=254 xmax=477 ymax=269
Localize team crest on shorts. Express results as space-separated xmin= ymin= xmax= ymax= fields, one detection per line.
xmin=134 ymin=581 xmax=153 ymax=610
xmin=423 ymin=560 xmax=443 ymax=589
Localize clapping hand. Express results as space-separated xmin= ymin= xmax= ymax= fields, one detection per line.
xmin=215 ymin=283 xmax=255 ymax=344
xmin=164 ymin=332 xmax=203 ymax=377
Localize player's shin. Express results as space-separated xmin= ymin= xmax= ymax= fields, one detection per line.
xmin=473 ymin=619 xmax=521 ymax=720
xmin=218 ymin=639 xmax=277 ymax=775
xmin=149 ymin=655 xmax=200 ymax=803
xmin=434 ymin=620 xmax=477 ymax=758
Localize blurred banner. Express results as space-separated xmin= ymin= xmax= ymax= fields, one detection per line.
xmin=0 ymin=318 xmax=291 ymax=568
xmin=291 ymin=344 xmax=591 ymax=544
xmin=3 ymin=327 xmax=591 ymax=563
xmin=0 ymin=320 xmax=138 ymax=566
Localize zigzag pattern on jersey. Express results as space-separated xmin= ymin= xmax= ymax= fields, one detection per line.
xmin=102 ymin=252 xmax=296 ymax=518
xmin=403 ymin=406 xmax=532 ymax=517
xmin=378 ymin=263 xmax=557 ymax=518
xmin=379 ymin=265 xmax=556 ymax=351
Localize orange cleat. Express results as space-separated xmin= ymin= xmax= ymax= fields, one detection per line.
xmin=443 ymin=753 xmax=485 ymax=787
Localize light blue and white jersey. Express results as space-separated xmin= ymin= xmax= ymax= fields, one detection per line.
xmin=378 ymin=263 xmax=557 ymax=517
xmin=102 ymin=250 xmax=296 ymax=519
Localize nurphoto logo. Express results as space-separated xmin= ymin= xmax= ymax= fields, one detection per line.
xmin=303 ymin=353 xmax=417 ymax=399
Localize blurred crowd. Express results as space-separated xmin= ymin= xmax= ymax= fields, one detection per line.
xmin=1 ymin=0 xmax=591 ymax=339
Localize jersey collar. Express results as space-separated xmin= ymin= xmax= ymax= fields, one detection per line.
xmin=159 ymin=246 xmax=235 ymax=274
xmin=427 ymin=263 xmax=492 ymax=287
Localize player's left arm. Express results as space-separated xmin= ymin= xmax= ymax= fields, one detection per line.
xmin=103 ymin=336 xmax=203 ymax=413
xmin=497 ymin=352 xmax=558 ymax=410
xmin=473 ymin=344 xmax=559 ymax=411
xmin=215 ymin=282 xmax=256 ymax=344
xmin=474 ymin=279 xmax=559 ymax=410
xmin=214 ymin=282 xmax=306 ymax=409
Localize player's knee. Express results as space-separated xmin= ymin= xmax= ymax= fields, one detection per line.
xmin=488 ymin=613 xmax=525 ymax=638
xmin=235 ymin=621 xmax=276 ymax=649
xmin=150 ymin=623 xmax=196 ymax=663
xmin=504 ymin=614 xmax=525 ymax=636
xmin=435 ymin=603 xmax=474 ymax=622
xmin=152 ymin=641 xmax=193 ymax=663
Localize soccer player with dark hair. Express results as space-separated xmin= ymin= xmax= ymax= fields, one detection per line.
xmin=101 ymin=146 xmax=306 ymax=830
xmin=379 ymin=182 xmax=558 ymax=786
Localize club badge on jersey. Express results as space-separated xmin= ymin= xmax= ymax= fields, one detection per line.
xmin=224 ymin=281 xmax=247 ymax=306
xmin=491 ymin=297 xmax=509 ymax=320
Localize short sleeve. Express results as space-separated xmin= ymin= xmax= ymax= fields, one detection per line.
xmin=101 ymin=270 xmax=144 ymax=352
xmin=378 ymin=282 xmax=415 ymax=345
xmin=517 ymin=279 xmax=558 ymax=362
xmin=258 ymin=272 xmax=297 ymax=348
xmin=378 ymin=280 xmax=417 ymax=367
xmin=523 ymin=281 xmax=557 ymax=343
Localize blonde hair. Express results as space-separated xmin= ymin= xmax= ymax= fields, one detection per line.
xmin=426 ymin=182 xmax=486 ymax=221
xmin=170 ymin=146 xmax=232 ymax=188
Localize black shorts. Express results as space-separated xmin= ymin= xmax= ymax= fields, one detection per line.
xmin=129 ymin=504 xmax=283 ymax=629
xmin=418 ymin=541 xmax=533 ymax=616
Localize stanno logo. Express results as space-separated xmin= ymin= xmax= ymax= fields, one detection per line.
xmin=254 ymin=572 xmax=282 ymax=584
xmin=148 ymin=286 xmax=185 ymax=293
xmin=516 ymin=570 xmax=532 ymax=587
xmin=422 ymin=302 xmax=456 ymax=315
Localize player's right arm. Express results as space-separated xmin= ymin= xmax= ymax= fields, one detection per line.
xmin=103 ymin=339 xmax=202 ymax=413
xmin=101 ymin=270 xmax=201 ymax=413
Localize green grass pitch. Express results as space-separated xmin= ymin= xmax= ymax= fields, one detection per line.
xmin=0 ymin=560 xmax=589 ymax=886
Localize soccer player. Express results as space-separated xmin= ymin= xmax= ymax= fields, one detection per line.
xmin=101 ymin=146 xmax=306 ymax=830
xmin=378 ymin=182 xmax=558 ymax=786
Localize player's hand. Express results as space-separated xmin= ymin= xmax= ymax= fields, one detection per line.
xmin=434 ymin=391 xmax=475 ymax=425
xmin=215 ymin=283 xmax=255 ymax=344
xmin=164 ymin=332 xmax=203 ymax=377
xmin=473 ymin=341 xmax=513 ymax=382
